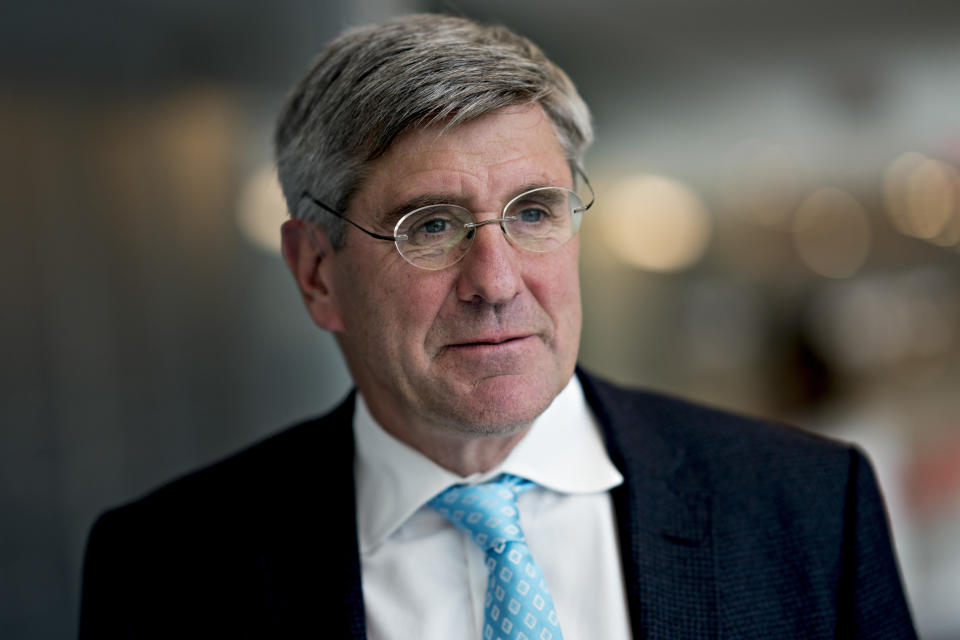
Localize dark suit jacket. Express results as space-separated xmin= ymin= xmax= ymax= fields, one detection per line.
xmin=79 ymin=370 xmax=917 ymax=638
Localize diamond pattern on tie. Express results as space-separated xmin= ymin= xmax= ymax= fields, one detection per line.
xmin=429 ymin=474 xmax=563 ymax=640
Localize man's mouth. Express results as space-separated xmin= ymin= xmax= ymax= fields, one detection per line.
xmin=449 ymin=335 xmax=530 ymax=348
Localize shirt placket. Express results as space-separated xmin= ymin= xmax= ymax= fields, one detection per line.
xmin=462 ymin=519 xmax=489 ymax=638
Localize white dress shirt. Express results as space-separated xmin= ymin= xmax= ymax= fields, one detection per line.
xmin=354 ymin=376 xmax=633 ymax=640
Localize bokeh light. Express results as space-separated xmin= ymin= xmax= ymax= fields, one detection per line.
xmin=601 ymin=174 xmax=712 ymax=272
xmin=236 ymin=164 xmax=288 ymax=253
xmin=792 ymin=187 xmax=871 ymax=279
xmin=884 ymin=152 xmax=959 ymax=242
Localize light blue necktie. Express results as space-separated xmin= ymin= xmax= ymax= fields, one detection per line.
xmin=429 ymin=474 xmax=564 ymax=640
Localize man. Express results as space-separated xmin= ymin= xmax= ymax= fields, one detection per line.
xmin=80 ymin=14 xmax=916 ymax=639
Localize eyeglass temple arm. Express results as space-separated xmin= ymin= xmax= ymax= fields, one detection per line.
xmin=299 ymin=191 xmax=396 ymax=242
xmin=574 ymin=166 xmax=595 ymax=213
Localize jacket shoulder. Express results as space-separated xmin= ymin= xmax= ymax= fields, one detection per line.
xmin=79 ymin=392 xmax=363 ymax=637
xmin=578 ymin=368 xmax=865 ymax=546
xmin=578 ymin=369 xmax=916 ymax=638
xmin=93 ymin=392 xmax=355 ymax=534
xmin=578 ymin=367 xmax=855 ymax=481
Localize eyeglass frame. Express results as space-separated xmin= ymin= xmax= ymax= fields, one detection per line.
xmin=298 ymin=167 xmax=595 ymax=270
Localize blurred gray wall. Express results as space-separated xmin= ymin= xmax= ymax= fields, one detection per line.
xmin=1 ymin=1 xmax=388 ymax=637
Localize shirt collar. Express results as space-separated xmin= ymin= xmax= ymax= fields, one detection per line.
xmin=353 ymin=375 xmax=624 ymax=553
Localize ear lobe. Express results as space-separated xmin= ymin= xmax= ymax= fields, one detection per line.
xmin=280 ymin=219 xmax=346 ymax=332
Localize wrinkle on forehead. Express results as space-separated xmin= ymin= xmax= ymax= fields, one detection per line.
xmin=383 ymin=108 xmax=564 ymax=196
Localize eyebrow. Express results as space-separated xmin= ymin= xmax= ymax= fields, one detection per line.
xmin=379 ymin=182 xmax=557 ymax=225
xmin=379 ymin=193 xmax=466 ymax=226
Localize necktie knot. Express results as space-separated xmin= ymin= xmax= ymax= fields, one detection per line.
xmin=429 ymin=474 xmax=532 ymax=552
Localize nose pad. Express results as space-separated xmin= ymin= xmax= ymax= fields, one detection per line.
xmin=464 ymin=217 xmax=511 ymax=231
xmin=462 ymin=217 xmax=512 ymax=249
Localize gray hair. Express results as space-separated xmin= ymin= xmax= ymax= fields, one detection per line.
xmin=274 ymin=13 xmax=594 ymax=248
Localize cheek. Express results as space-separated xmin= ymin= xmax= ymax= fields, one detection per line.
xmin=558 ymin=276 xmax=583 ymax=348
xmin=333 ymin=258 xmax=393 ymax=342
xmin=534 ymin=243 xmax=582 ymax=322
xmin=355 ymin=268 xmax=452 ymax=354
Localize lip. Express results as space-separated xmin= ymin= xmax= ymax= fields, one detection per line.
xmin=445 ymin=334 xmax=534 ymax=349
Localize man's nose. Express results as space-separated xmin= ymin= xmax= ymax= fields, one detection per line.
xmin=454 ymin=219 xmax=523 ymax=304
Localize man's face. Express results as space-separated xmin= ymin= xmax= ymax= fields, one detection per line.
xmin=322 ymin=104 xmax=581 ymax=440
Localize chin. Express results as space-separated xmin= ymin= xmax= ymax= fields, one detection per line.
xmin=435 ymin=373 xmax=563 ymax=437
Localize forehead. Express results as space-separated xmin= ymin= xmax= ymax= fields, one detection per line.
xmin=355 ymin=105 xmax=571 ymax=211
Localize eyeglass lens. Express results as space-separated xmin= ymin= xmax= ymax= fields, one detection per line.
xmin=395 ymin=187 xmax=584 ymax=270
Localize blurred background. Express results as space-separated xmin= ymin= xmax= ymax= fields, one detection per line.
xmin=2 ymin=0 xmax=958 ymax=637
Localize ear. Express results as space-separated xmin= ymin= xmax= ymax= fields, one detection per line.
xmin=281 ymin=219 xmax=346 ymax=332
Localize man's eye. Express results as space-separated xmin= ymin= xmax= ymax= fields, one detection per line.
xmin=518 ymin=207 xmax=549 ymax=223
xmin=421 ymin=218 xmax=449 ymax=233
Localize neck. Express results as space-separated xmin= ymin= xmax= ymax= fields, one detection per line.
xmin=400 ymin=426 xmax=532 ymax=477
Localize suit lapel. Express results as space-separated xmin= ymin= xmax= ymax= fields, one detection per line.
xmin=256 ymin=393 xmax=368 ymax=639
xmin=579 ymin=370 xmax=718 ymax=640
